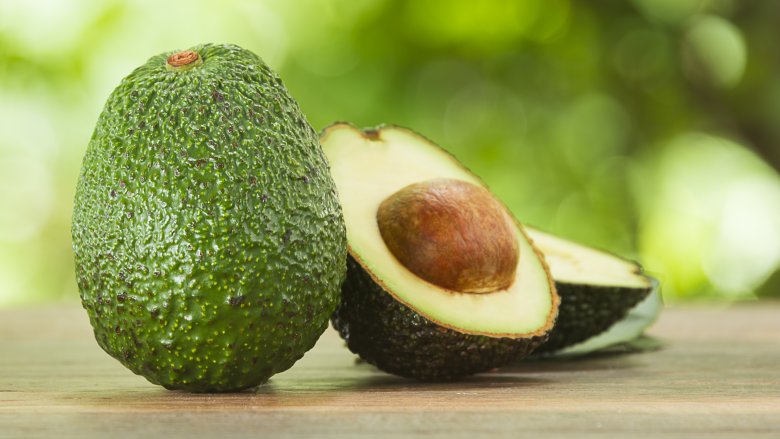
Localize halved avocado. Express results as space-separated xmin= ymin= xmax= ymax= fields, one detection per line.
xmin=558 ymin=282 xmax=662 ymax=356
xmin=321 ymin=123 xmax=559 ymax=380
xmin=526 ymin=228 xmax=655 ymax=353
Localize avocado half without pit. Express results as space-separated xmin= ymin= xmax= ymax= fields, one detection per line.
xmin=526 ymin=228 xmax=655 ymax=353
xmin=321 ymin=123 xmax=559 ymax=381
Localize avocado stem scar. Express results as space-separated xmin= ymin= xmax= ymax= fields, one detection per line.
xmin=166 ymin=51 xmax=203 ymax=71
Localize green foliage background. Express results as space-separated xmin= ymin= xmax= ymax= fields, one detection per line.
xmin=1 ymin=0 xmax=779 ymax=306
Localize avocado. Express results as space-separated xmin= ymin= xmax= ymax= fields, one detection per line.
xmin=320 ymin=123 xmax=559 ymax=381
xmin=556 ymin=281 xmax=662 ymax=356
xmin=71 ymin=44 xmax=347 ymax=392
xmin=526 ymin=228 xmax=655 ymax=354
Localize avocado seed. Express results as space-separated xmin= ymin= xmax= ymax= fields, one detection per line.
xmin=376 ymin=178 xmax=519 ymax=293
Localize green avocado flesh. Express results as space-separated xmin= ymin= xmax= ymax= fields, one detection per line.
xmin=321 ymin=123 xmax=558 ymax=380
xmin=526 ymin=228 xmax=654 ymax=353
xmin=71 ymin=44 xmax=347 ymax=392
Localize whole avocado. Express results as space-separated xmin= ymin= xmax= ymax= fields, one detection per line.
xmin=71 ymin=43 xmax=347 ymax=392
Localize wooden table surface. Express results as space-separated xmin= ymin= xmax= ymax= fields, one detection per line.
xmin=1 ymin=302 xmax=778 ymax=438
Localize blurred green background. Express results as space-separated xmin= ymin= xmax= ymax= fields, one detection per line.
xmin=1 ymin=0 xmax=779 ymax=306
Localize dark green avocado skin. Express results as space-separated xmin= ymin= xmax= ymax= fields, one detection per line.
xmin=71 ymin=43 xmax=347 ymax=392
xmin=331 ymin=256 xmax=548 ymax=381
xmin=534 ymin=282 xmax=651 ymax=353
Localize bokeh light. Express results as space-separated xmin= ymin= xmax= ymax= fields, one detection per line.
xmin=638 ymin=133 xmax=780 ymax=298
xmin=683 ymin=15 xmax=746 ymax=88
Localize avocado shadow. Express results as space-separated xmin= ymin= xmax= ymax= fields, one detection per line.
xmin=502 ymin=337 xmax=665 ymax=374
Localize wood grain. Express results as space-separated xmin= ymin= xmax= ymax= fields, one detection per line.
xmin=1 ymin=302 xmax=779 ymax=438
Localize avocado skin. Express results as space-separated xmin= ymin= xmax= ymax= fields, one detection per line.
xmin=534 ymin=282 xmax=651 ymax=353
xmin=332 ymin=256 xmax=547 ymax=381
xmin=71 ymin=43 xmax=347 ymax=392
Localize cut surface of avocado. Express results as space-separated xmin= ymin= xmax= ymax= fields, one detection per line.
xmin=525 ymin=227 xmax=655 ymax=353
xmin=527 ymin=228 xmax=652 ymax=290
xmin=322 ymin=124 xmax=557 ymax=338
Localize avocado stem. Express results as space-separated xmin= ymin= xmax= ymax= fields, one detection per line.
xmin=166 ymin=51 xmax=203 ymax=72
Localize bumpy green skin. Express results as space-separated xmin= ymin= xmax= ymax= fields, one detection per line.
xmin=331 ymin=256 xmax=548 ymax=381
xmin=71 ymin=44 xmax=347 ymax=392
xmin=534 ymin=282 xmax=651 ymax=353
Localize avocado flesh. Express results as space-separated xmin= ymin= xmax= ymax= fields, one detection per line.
xmin=71 ymin=44 xmax=347 ymax=392
xmin=321 ymin=123 xmax=558 ymax=380
xmin=526 ymin=228 xmax=654 ymax=353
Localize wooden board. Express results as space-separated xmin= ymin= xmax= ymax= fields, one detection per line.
xmin=1 ymin=302 xmax=779 ymax=438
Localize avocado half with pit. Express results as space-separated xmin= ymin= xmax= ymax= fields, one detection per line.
xmin=321 ymin=123 xmax=559 ymax=381
xmin=525 ymin=228 xmax=655 ymax=354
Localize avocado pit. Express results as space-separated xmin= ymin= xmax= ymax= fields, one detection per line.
xmin=376 ymin=178 xmax=519 ymax=293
